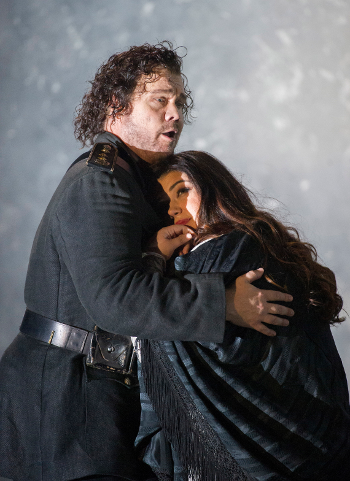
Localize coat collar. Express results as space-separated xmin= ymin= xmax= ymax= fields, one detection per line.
xmin=95 ymin=132 xmax=170 ymax=224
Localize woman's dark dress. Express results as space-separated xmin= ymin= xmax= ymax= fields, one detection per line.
xmin=136 ymin=230 xmax=350 ymax=481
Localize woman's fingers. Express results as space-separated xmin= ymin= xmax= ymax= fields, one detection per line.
xmin=162 ymin=224 xmax=195 ymax=239
xmin=167 ymin=233 xmax=193 ymax=251
xmin=152 ymin=226 xmax=194 ymax=259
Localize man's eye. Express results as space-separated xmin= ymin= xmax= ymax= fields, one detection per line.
xmin=155 ymin=98 xmax=166 ymax=103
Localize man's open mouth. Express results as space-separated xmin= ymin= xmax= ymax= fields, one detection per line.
xmin=162 ymin=130 xmax=177 ymax=139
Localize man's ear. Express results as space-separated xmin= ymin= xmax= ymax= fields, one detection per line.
xmin=104 ymin=98 xmax=123 ymax=130
xmin=104 ymin=105 xmax=119 ymax=132
xmin=110 ymin=106 xmax=121 ymax=121
xmin=108 ymin=95 xmax=123 ymax=118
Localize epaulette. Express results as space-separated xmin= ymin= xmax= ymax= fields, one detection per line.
xmin=86 ymin=143 xmax=118 ymax=172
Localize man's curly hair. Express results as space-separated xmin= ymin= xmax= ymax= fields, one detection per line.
xmin=74 ymin=41 xmax=193 ymax=147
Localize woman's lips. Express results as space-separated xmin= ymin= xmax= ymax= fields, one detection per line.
xmin=175 ymin=218 xmax=191 ymax=225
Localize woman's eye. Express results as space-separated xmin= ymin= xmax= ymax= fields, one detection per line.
xmin=177 ymin=187 xmax=190 ymax=196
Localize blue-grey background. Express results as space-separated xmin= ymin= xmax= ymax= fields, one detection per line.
xmin=1 ymin=0 xmax=350 ymax=402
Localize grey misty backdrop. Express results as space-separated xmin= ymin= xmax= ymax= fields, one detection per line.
xmin=1 ymin=0 xmax=350 ymax=377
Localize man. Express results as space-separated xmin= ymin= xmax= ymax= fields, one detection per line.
xmin=0 ymin=42 xmax=293 ymax=481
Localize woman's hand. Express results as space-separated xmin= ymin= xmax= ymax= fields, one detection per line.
xmin=146 ymin=225 xmax=194 ymax=260
xmin=226 ymin=268 xmax=294 ymax=336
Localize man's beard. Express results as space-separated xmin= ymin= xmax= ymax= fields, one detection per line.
xmin=120 ymin=117 xmax=179 ymax=154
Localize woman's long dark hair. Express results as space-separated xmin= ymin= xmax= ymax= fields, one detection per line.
xmin=154 ymin=151 xmax=344 ymax=325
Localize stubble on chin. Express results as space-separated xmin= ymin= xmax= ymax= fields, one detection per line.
xmin=114 ymin=114 xmax=179 ymax=163
xmin=141 ymin=146 xmax=175 ymax=165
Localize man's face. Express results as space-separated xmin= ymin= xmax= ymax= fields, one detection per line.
xmin=107 ymin=69 xmax=186 ymax=164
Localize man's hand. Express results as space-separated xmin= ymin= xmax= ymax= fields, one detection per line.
xmin=226 ymin=268 xmax=294 ymax=337
xmin=146 ymin=225 xmax=194 ymax=260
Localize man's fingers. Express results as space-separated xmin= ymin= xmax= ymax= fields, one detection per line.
xmin=268 ymin=304 xmax=294 ymax=318
xmin=241 ymin=268 xmax=264 ymax=283
xmin=253 ymin=322 xmax=277 ymax=337
xmin=264 ymin=290 xmax=293 ymax=303
xmin=251 ymin=315 xmax=289 ymax=336
xmin=260 ymin=314 xmax=289 ymax=326
xmin=230 ymin=269 xmax=295 ymax=337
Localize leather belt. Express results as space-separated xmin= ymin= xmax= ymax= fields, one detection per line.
xmin=20 ymin=309 xmax=93 ymax=354
xmin=20 ymin=310 xmax=139 ymax=387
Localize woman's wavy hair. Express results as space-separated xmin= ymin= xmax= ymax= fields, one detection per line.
xmin=154 ymin=151 xmax=344 ymax=325
xmin=74 ymin=41 xmax=193 ymax=147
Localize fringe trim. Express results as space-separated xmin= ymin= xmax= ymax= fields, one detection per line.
xmin=142 ymin=339 xmax=254 ymax=481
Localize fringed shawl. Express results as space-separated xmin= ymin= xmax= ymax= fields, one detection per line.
xmin=141 ymin=338 xmax=254 ymax=481
xmin=138 ymin=231 xmax=350 ymax=481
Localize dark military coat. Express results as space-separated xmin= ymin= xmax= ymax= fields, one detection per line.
xmin=0 ymin=132 xmax=225 ymax=481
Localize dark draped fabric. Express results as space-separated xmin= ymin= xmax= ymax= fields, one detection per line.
xmin=136 ymin=230 xmax=350 ymax=481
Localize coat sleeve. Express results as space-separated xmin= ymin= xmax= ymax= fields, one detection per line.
xmin=54 ymin=167 xmax=226 ymax=342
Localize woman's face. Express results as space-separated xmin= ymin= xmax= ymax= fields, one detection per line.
xmin=158 ymin=170 xmax=201 ymax=229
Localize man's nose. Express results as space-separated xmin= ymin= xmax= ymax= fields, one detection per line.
xmin=164 ymin=101 xmax=180 ymax=122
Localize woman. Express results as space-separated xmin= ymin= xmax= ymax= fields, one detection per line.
xmin=136 ymin=151 xmax=350 ymax=481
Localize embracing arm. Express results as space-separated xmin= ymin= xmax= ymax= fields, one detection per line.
xmin=55 ymin=168 xmax=225 ymax=342
xmin=153 ymin=226 xmax=294 ymax=337
xmin=226 ymin=269 xmax=293 ymax=336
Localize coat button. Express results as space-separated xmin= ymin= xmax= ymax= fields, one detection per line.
xmin=107 ymin=345 xmax=115 ymax=352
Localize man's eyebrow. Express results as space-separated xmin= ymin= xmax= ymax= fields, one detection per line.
xmin=169 ymin=180 xmax=185 ymax=191
xmin=148 ymin=88 xmax=174 ymax=94
xmin=148 ymin=89 xmax=187 ymax=99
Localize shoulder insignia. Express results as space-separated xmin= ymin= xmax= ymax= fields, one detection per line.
xmin=86 ymin=143 xmax=118 ymax=172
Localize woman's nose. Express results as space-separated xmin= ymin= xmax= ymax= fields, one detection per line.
xmin=168 ymin=201 xmax=181 ymax=219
